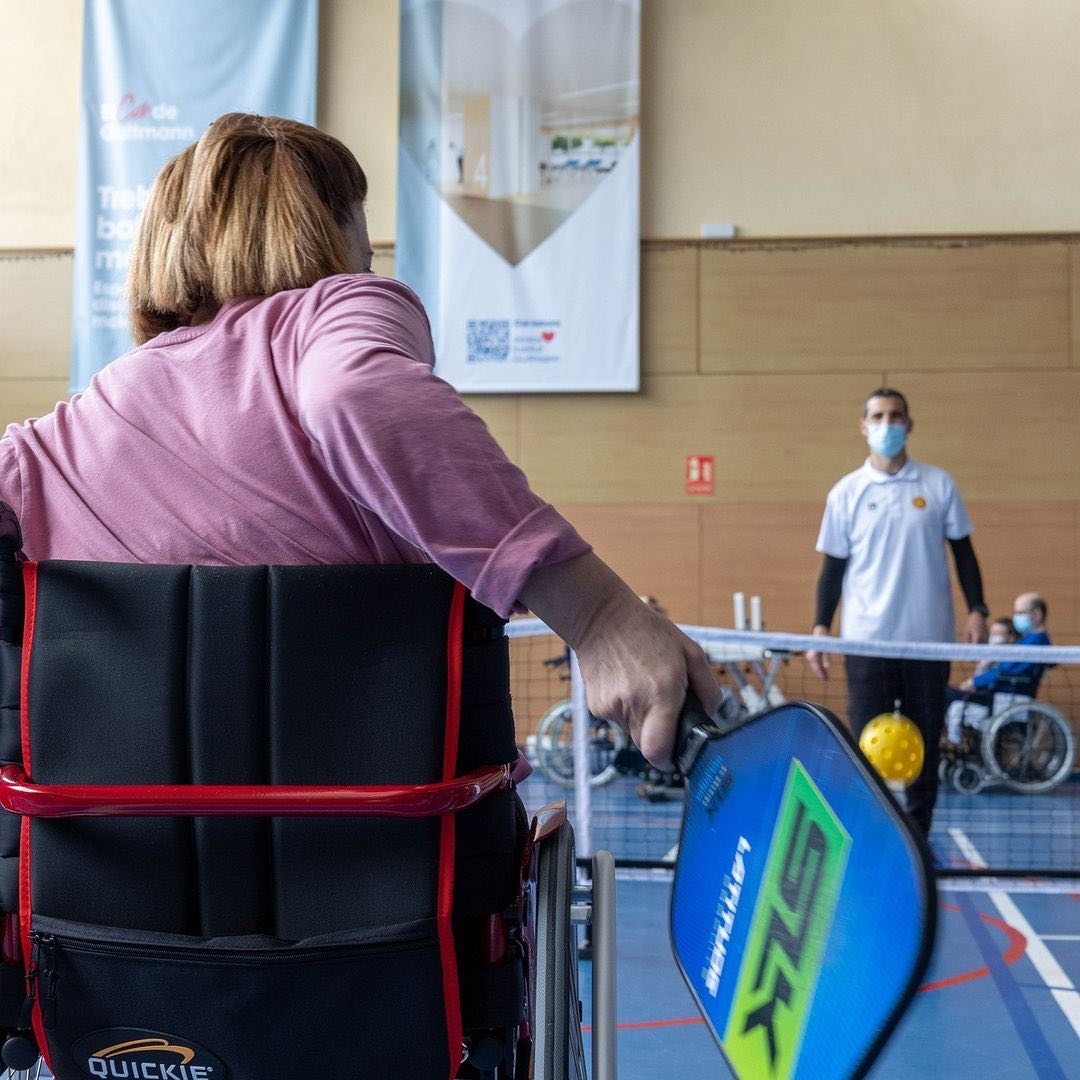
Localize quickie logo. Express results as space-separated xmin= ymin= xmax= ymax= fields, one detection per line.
xmin=723 ymin=761 xmax=850 ymax=1079
xmin=72 ymin=1030 xmax=227 ymax=1079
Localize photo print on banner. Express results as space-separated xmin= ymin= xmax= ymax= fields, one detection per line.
xmin=397 ymin=0 xmax=641 ymax=392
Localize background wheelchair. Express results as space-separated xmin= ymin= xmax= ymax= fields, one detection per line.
xmin=940 ymin=676 xmax=1077 ymax=795
xmin=0 ymin=520 xmax=616 ymax=1080
xmin=530 ymin=651 xmax=631 ymax=789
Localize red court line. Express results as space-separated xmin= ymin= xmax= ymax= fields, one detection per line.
xmin=918 ymin=903 xmax=1027 ymax=993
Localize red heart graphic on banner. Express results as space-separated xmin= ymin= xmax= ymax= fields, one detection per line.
xmin=401 ymin=1 xmax=639 ymax=266
xmin=542 ymin=330 xmax=555 ymax=342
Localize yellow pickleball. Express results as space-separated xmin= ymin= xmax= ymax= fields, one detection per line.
xmin=858 ymin=710 xmax=925 ymax=785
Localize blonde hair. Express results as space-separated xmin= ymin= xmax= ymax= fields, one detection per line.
xmin=127 ymin=113 xmax=368 ymax=344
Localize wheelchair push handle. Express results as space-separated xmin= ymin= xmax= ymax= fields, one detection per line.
xmin=0 ymin=754 xmax=532 ymax=819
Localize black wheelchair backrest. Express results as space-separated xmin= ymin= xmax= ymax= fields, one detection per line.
xmin=0 ymin=556 xmax=520 ymax=1080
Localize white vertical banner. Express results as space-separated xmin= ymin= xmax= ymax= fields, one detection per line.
xmin=397 ymin=0 xmax=640 ymax=392
xmin=72 ymin=0 xmax=318 ymax=392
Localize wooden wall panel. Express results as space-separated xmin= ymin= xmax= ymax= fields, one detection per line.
xmin=890 ymin=371 xmax=1080 ymax=501
xmin=641 ymin=245 xmax=698 ymax=375
xmin=697 ymin=498 xmax=1080 ymax=641
xmin=1070 ymin=245 xmax=1080 ymax=370
xmin=4 ymin=238 xmax=1080 ymax=664
xmin=519 ymin=372 xmax=877 ymax=504
xmin=700 ymin=502 xmax=823 ymax=633
xmin=508 ymin=626 xmax=567 ymax=741
xmin=555 ymin=503 xmax=702 ymax=623
xmin=701 ymin=242 xmax=1071 ymax=374
xmin=0 ymin=255 xmax=72 ymax=380
xmin=954 ymin=501 xmax=1078 ymax=640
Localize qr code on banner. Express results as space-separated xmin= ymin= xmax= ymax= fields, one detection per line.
xmin=466 ymin=319 xmax=510 ymax=363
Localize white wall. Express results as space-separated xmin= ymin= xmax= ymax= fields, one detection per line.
xmin=5 ymin=0 xmax=1080 ymax=245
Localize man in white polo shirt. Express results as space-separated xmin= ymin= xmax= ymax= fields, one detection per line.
xmin=806 ymin=388 xmax=989 ymax=833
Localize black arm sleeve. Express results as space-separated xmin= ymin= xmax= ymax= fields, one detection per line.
xmin=814 ymin=554 xmax=848 ymax=630
xmin=948 ymin=535 xmax=985 ymax=612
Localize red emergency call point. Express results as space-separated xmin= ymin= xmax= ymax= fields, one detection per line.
xmin=685 ymin=454 xmax=714 ymax=495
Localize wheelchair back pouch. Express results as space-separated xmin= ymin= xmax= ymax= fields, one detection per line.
xmin=0 ymin=560 xmax=520 ymax=1080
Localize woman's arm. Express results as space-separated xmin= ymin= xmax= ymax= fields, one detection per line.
xmin=519 ymin=551 xmax=723 ymax=770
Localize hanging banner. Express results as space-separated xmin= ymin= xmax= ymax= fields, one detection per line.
xmin=397 ymin=0 xmax=640 ymax=392
xmin=71 ymin=0 xmax=318 ymax=392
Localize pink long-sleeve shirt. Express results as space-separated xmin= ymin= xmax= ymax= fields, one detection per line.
xmin=0 ymin=274 xmax=589 ymax=618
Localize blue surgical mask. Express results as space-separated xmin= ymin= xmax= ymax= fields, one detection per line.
xmin=866 ymin=422 xmax=907 ymax=457
xmin=1012 ymin=613 xmax=1032 ymax=635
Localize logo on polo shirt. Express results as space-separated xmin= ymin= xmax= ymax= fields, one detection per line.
xmin=912 ymin=497 xmax=927 ymax=509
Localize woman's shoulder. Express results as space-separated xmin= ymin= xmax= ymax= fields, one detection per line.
xmin=294 ymin=274 xmax=434 ymax=355
xmin=304 ymin=273 xmax=427 ymax=316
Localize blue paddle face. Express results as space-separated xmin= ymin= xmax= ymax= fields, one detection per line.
xmin=671 ymin=702 xmax=935 ymax=1080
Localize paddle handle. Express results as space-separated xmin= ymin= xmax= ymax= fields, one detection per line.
xmin=676 ymin=691 xmax=715 ymax=749
xmin=675 ymin=687 xmax=744 ymax=777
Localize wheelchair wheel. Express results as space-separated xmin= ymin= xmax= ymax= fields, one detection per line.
xmin=982 ymin=701 xmax=1077 ymax=794
xmin=533 ymin=819 xmax=589 ymax=1080
xmin=534 ymin=702 xmax=629 ymax=789
xmin=950 ymin=761 xmax=987 ymax=795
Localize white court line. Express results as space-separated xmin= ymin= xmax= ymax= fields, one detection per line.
xmin=949 ymin=827 xmax=1080 ymax=1042
xmin=938 ymin=878 xmax=1080 ymax=895
xmin=1043 ymin=936 xmax=1080 ymax=942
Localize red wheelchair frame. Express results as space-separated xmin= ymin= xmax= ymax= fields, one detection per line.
xmin=0 ymin=516 xmax=614 ymax=1080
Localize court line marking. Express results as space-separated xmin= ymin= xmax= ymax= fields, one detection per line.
xmin=938 ymin=878 xmax=1080 ymax=895
xmin=954 ymin=892 xmax=1069 ymax=1078
xmin=918 ymin=904 xmax=1026 ymax=993
xmin=585 ymin=906 xmax=1023 ymax=1032
xmin=949 ymin=827 xmax=1080 ymax=1042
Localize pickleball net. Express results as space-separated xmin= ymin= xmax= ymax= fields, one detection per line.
xmin=508 ymin=618 xmax=1080 ymax=878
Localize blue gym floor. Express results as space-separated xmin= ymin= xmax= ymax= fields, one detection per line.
xmin=574 ymin=877 xmax=1080 ymax=1079
xmin=519 ymin=772 xmax=1080 ymax=1078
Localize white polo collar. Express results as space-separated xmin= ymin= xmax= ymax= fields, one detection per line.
xmin=859 ymin=457 xmax=921 ymax=483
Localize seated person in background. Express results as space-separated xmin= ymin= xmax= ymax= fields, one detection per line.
xmin=959 ymin=592 xmax=1050 ymax=701
xmin=974 ymin=616 xmax=1018 ymax=675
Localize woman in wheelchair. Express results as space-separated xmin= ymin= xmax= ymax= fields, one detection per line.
xmin=0 ymin=111 xmax=721 ymax=770
xmin=0 ymin=112 xmax=724 ymax=1079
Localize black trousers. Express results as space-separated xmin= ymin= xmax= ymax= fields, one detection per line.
xmin=845 ymin=655 xmax=950 ymax=833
